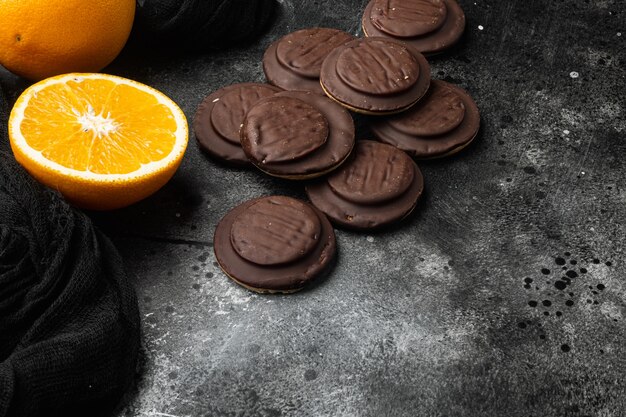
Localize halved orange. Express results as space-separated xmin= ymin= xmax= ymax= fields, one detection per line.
xmin=9 ymin=73 xmax=188 ymax=210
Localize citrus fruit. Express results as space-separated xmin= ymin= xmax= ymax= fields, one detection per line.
xmin=0 ymin=0 xmax=135 ymax=81
xmin=9 ymin=73 xmax=188 ymax=210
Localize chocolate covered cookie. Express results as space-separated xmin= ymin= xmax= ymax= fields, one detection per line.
xmin=306 ymin=140 xmax=424 ymax=230
xmin=362 ymin=0 xmax=466 ymax=55
xmin=214 ymin=196 xmax=336 ymax=293
xmin=193 ymin=83 xmax=282 ymax=166
xmin=320 ymin=37 xmax=431 ymax=115
xmin=370 ymin=80 xmax=480 ymax=158
xmin=240 ymin=90 xmax=355 ymax=179
xmin=263 ymin=28 xmax=355 ymax=95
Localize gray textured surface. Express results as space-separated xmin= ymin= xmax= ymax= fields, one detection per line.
xmin=3 ymin=0 xmax=626 ymax=416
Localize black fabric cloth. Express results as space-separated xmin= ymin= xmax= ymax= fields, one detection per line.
xmin=0 ymin=83 xmax=140 ymax=416
xmin=0 ymin=84 xmax=7 ymax=150
xmin=134 ymin=0 xmax=276 ymax=50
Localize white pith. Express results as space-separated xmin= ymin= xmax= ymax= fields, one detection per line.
xmin=76 ymin=105 xmax=120 ymax=138
xmin=10 ymin=73 xmax=188 ymax=182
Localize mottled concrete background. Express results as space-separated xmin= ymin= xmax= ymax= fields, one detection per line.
xmin=2 ymin=0 xmax=625 ymax=416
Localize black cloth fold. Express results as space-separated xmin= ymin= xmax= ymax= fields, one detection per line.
xmin=134 ymin=0 xmax=276 ymax=50
xmin=0 ymin=82 xmax=140 ymax=417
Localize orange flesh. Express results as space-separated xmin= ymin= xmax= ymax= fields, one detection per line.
xmin=20 ymin=78 xmax=178 ymax=174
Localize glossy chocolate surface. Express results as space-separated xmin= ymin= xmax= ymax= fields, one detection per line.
xmin=371 ymin=0 xmax=448 ymax=38
xmin=362 ymin=0 xmax=465 ymax=54
xmin=327 ymin=141 xmax=415 ymax=205
xmin=370 ymin=80 xmax=480 ymax=158
xmin=242 ymin=96 xmax=329 ymax=163
xmin=214 ymin=196 xmax=336 ymax=291
xmin=193 ymin=83 xmax=281 ymax=166
xmin=263 ymin=28 xmax=355 ymax=94
xmin=241 ymin=90 xmax=355 ymax=178
xmin=335 ymin=39 xmax=420 ymax=95
xmin=320 ymin=37 xmax=431 ymax=114
xmin=230 ymin=197 xmax=321 ymax=265
xmin=306 ymin=141 xmax=424 ymax=229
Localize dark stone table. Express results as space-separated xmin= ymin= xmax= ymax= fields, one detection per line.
xmin=2 ymin=0 xmax=625 ymax=415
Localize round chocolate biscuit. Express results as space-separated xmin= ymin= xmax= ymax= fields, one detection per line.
xmin=335 ymin=39 xmax=420 ymax=95
xmin=243 ymin=96 xmax=329 ymax=163
xmin=306 ymin=140 xmax=424 ymax=230
xmin=241 ymin=90 xmax=355 ymax=179
xmin=371 ymin=0 xmax=448 ymax=38
xmin=327 ymin=142 xmax=414 ymax=205
xmin=320 ymin=37 xmax=431 ymax=115
xmin=362 ymin=0 xmax=466 ymax=55
xmin=263 ymin=28 xmax=355 ymax=95
xmin=193 ymin=83 xmax=282 ymax=166
xmin=214 ymin=196 xmax=336 ymax=293
xmin=370 ymin=80 xmax=480 ymax=159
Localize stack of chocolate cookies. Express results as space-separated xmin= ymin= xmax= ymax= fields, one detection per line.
xmin=194 ymin=0 xmax=480 ymax=293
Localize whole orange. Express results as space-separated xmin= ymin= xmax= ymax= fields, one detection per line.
xmin=0 ymin=0 xmax=136 ymax=81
